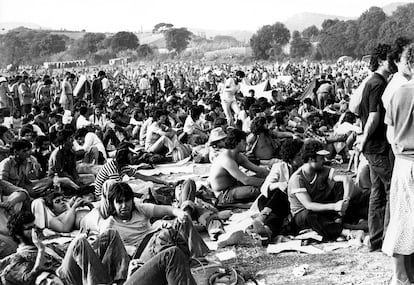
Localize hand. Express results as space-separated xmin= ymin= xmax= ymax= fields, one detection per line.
xmin=354 ymin=136 xmax=365 ymax=152
xmin=334 ymin=199 xmax=349 ymax=215
xmin=32 ymin=228 xmax=45 ymax=250
xmin=0 ymin=201 xmax=13 ymax=211
xmin=71 ymin=197 xmax=85 ymax=209
xmin=174 ymin=209 xmax=190 ymax=223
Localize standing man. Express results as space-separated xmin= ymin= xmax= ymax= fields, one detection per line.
xmin=150 ymin=72 xmax=160 ymax=96
xmin=59 ymin=72 xmax=74 ymax=112
xmin=220 ymin=70 xmax=245 ymax=127
xmin=357 ymin=44 xmax=395 ymax=252
xmin=91 ymin=71 xmax=106 ymax=105
xmin=18 ymin=75 xmax=33 ymax=116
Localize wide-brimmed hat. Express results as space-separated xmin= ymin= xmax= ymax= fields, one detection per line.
xmin=209 ymin=127 xmax=227 ymax=143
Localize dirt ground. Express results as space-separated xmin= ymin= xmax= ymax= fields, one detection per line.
xmin=214 ymin=244 xmax=392 ymax=285
xmin=160 ymin=162 xmax=391 ymax=285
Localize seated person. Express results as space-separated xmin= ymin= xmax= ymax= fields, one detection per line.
xmin=183 ymin=105 xmax=208 ymax=145
xmin=247 ymin=117 xmax=279 ymax=160
xmin=208 ymin=128 xmax=269 ymax=205
xmin=32 ymin=136 xmax=51 ymax=179
xmin=145 ymin=109 xmax=176 ymax=155
xmin=1 ymin=211 xmax=197 ymax=285
xmin=94 ymin=142 xmax=174 ymax=198
xmin=89 ymin=103 xmax=107 ymax=131
xmin=73 ymin=128 xmax=107 ymax=165
xmin=208 ymin=127 xmax=227 ymax=163
xmin=0 ymin=125 xmax=15 ymax=162
xmin=83 ymin=182 xmax=209 ymax=260
xmin=288 ymin=140 xmax=369 ymax=240
xmin=48 ymin=129 xmax=81 ymax=192
xmin=75 ymin=106 xmax=92 ymax=130
xmin=298 ymin=98 xmax=322 ymax=121
xmin=31 ymin=192 xmax=91 ymax=233
xmin=0 ymin=140 xmax=51 ymax=198
xmin=250 ymin=139 xmax=304 ymax=239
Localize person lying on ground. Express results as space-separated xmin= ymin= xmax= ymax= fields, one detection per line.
xmin=2 ymin=211 xmax=195 ymax=285
xmin=209 ymin=128 xmax=269 ymax=206
xmin=0 ymin=180 xmax=30 ymax=259
xmin=288 ymin=140 xmax=369 ymax=240
xmin=31 ymin=191 xmax=92 ymax=233
xmin=82 ymin=182 xmax=209 ymax=260
xmin=94 ymin=141 xmax=175 ymax=198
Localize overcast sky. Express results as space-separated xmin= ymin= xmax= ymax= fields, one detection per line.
xmin=0 ymin=0 xmax=413 ymax=32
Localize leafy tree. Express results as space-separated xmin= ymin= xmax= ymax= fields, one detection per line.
xmin=153 ymin=23 xmax=174 ymax=33
xmin=164 ymin=28 xmax=192 ymax=53
xmin=289 ymin=31 xmax=312 ymax=58
xmin=137 ymin=44 xmax=153 ymax=58
xmin=318 ymin=20 xmax=358 ymax=59
xmin=37 ymin=34 xmax=66 ymax=56
xmin=356 ymin=6 xmax=387 ymax=56
xmin=110 ymin=31 xmax=139 ymax=52
xmin=250 ymin=22 xmax=290 ymax=60
xmin=321 ymin=19 xmax=340 ymax=30
xmin=378 ymin=4 xmax=414 ymax=44
xmin=72 ymin=33 xmax=106 ymax=56
xmin=302 ymin=25 xmax=319 ymax=40
xmin=1 ymin=31 xmax=26 ymax=65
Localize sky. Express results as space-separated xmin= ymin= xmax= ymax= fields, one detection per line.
xmin=0 ymin=0 xmax=413 ymax=32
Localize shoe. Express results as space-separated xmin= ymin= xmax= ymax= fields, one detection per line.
xmin=252 ymin=219 xmax=272 ymax=240
xmin=217 ymin=230 xmax=245 ymax=248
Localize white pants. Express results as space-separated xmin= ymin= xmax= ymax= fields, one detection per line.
xmin=221 ymin=99 xmax=240 ymax=126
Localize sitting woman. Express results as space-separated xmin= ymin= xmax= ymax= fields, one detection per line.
xmin=0 ymin=125 xmax=15 ymax=162
xmin=145 ymin=109 xmax=176 ymax=155
xmin=31 ymin=191 xmax=91 ymax=233
xmin=247 ymin=117 xmax=279 ymax=160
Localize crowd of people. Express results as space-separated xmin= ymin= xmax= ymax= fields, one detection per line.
xmin=0 ymin=38 xmax=411 ymax=284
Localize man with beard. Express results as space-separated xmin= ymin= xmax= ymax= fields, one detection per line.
xmin=288 ymin=140 xmax=369 ymax=240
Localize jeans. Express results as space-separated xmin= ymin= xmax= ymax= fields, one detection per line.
xmin=125 ymin=247 xmax=196 ymax=285
xmin=178 ymin=179 xmax=224 ymax=240
xmin=364 ymin=151 xmax=393 ymax=250
xmin=58 ymin=229 xmax=130 ymax=285
xmin=217 ymin=185 xmax=260 ymax=205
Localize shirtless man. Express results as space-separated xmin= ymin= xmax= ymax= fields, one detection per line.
xmin=209 ymin=128 xmax=269 ymax=205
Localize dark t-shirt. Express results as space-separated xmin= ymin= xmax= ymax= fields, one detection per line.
xmin=359 ymin=73 xmax=389 ymax=154
xmin=288 ymin=166 xmax=334 ymax=216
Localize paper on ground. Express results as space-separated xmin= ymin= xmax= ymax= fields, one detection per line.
xmin=216 ymin=250 xmax=236 ymax=261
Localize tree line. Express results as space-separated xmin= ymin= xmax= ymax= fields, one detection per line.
xmin=0 ymin=24 xmax=193 ymax=67
xmin=250 ymin=3 xmax=414 ymax=60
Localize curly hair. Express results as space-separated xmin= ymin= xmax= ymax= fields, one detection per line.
xmin=370 ymin=44 xmax=392 ymax=72
xmin=402 ymin=43 xmax=414 ymax=65
xmin=224 ymin=128 xmax=247 ymax=149
xmin=280 ymin=139 xmax=304 ymax=163
xmin=301 ymin=140 xmax=324 ymax=163
xmin=250 ymin=117 xmax=268 ymax=135
xmin=7 ymin=211 xmax=35 ymax=243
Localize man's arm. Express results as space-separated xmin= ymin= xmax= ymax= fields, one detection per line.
xmin=223 ymin=156 xmax=265 ymax=187
xmin=331 ymin=174 xmax=354 ymax=201
xmin=238 ymin=154 xmax=269 ymax=178
xmin=359 ymin=110 xmax=380 ymax=151
xmin=295 ymin=192 xmax=343 ymax=212
xmin=134 ymin=172 xmax=169 ymax=186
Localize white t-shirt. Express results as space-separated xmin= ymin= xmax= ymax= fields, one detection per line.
xmin=76 ymin=115 xmax=92 ymax=130
xmin=73 ymin=132 xmax=107 ymax=159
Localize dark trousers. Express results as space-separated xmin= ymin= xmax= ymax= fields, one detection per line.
xmin=293 ymin=184 xmax=369 ymax=240
xmin=125 ymin=247 xmax=196 ymax=285
xmin=364 ymin=150 xmax=393 ymax=250
xmin=256 ymin=188 xmax=290 ymax=236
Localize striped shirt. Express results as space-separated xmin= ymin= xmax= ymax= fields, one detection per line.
xmin=94 ymin=159 xmax=137 ymax=197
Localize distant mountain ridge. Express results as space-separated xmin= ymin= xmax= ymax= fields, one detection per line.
xmin=283 ymin=12 xmax=352 ymax=32
xmin=0 ymin=2 xmax=410 ymax=39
